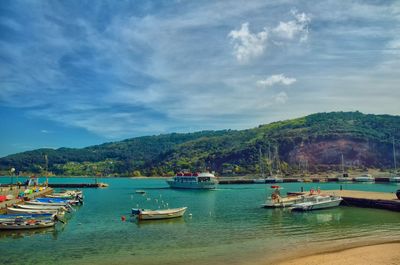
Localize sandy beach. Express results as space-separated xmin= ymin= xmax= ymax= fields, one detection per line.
xmin=277 ymin=242 xmax=400 ymax=265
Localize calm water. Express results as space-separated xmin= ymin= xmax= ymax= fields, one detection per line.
xmin=0 ymin=177 xmax=399 ymax=265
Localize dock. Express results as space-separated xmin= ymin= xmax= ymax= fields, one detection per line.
xmin=0 ymin=186 xmax=53 ymax=214
xmin=47 ymin=183 xmax=108 ymax=188
xmin=289 ymin=189 xmax=400 ymax=212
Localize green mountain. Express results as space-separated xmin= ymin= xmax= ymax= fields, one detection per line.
xmin=1 ymin=111 xmax=399 ymax=176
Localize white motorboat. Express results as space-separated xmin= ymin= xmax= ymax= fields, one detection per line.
xmin=354 ymin=174 xmax=374 ymax=182
xmin=265 ymin=177 xmax=284 ymax=183
xmin=291 ymin=195 xmax=343 ymax=211
xmin=166 ymin=172 xmax=218 ymax=189
xmin=132 ymin=207 xmax=187 ymax=220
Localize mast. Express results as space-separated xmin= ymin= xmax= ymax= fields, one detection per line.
xmin=393 ymin=137 xmax=397 ymax=172
xmin=259 ymin=146 xmax=265 ymax=178
xmin=44 ymin=154 xmax=48 ymax=187
xmin=341 ymin=153 xmax=344 ymax=174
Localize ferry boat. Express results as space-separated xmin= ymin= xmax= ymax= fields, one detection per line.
xmin=166 ymin=172 xmax=218 ymax=189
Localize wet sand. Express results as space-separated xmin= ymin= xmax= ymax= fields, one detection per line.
xmin=276 ymin=242 xmax=400 ymax=265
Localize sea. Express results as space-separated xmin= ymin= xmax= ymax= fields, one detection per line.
xmin=0 ymin=177 xmax=399 ymax=265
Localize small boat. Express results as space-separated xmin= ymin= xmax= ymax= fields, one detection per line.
xmin=7 ymin=207 xmax=63 ymax=216
xmin=354 ymin=174 xmax=374 ymax=182
xmin=132 ymin=207 xmax=187 ymax=220
xmin=0 ymin=219 xmax=55 ymax=230
xmin=135 ymin=190 xmax=147 ymax=194
xmin=337 ymin=154 xmax=351 ymax=182
xmin=46 ymin=190 xmax=83 ymax=199
xmin=14 ymin=204 xmax=69 ymax=212
xmin=262 ymin=186 xmax=314 ymax=208
xmin=166 ymin=172 xmax=218 ymax=189
xmin=291 ymin=195 xmax=342 ymax=211
xmin=265 ymin=176 xmax=284 ymax=183
xmin=0 ymin=213 xmax=55 ymax=222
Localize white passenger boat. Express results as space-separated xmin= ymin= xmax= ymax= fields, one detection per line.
xmin=132 ymin=207 xmax=187 ymax=220
xmin=166 ymin=172 xmax=218 ymax=189
xmin=291 ymin=195 xmax=342 ymax=211
xmin=265 ymin=176 xmax=284 ymax=183
xmin=354 ymin=174 xmax=374 ymax=182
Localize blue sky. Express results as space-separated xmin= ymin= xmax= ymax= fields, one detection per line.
xmin=1 ymin=0 xmax=399 ymax=157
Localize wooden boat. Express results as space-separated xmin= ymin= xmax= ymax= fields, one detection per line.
xmin=0 ymin=219 xmax=55 ymax=230
xmin=291 ymin=195 xmax=342 ymax=211
xmin=0 ymin=213 xmax=55 ymax=222
xmin=132 ymin=207 xmax=187 ymax=220
xmin=14 ymin=204 xmax=68 ymax=212
xmin=7 ymin=207 xmax=62 ymax=216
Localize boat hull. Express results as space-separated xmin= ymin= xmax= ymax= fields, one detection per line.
xmin=0 ymin=221 xmax=55 ymax=230
xmin=292 ymin=197 xmax=342 ymax=211
xmin=166 ymin=180 xmax=217 ymax=189
xmin=134 ymin=207 xmax=187 ymax=220
xmin=7 ymin=207 xmax=60 ymax=215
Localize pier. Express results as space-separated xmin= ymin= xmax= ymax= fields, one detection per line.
xmin=0 ymin=186 xmax=53 ymax=214
xmin=47 ymin=183 xmax=109 ymax=188
xmin=288 ymin=189 xmax=400 ymax=212
xmin=324 ymin=190 xmax=400 ymax=212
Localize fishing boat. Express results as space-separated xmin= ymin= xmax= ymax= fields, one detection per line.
xmin=291 ymin=195 xmax=343 ymax=211
xmin=390 ymin=138 xmax=400 ymax=182
xmin=166 ymin=172 xmax=218 ymax=189
xmin=27 ymin=197 xmax=81 ymax=206
xmin=0 ymin=213 xmax=55 ymax=222
xmin=131 ymin=207 xmax=187 ymax=220
xmin=13 ymin=204 xmax=69 ymax=212
xmin=7 ymin=207 xmax=62 ymax=215
xmin=0 ymin=219 xmax=56 ymax=230
xmin=46 ymin=190 xmax=83 ymax=199
xmin=354 ymin=174 xmax=374 ymax=182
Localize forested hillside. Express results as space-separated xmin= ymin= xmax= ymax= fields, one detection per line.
xmin=1 ymin=112 xmax=399 ymax=176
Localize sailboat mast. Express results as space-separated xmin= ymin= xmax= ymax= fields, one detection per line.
xmin=341 ymin=153 xmax=344 ymax=174
xmin=259 ymin=147 xmax=265 ymax=178
xmin=393 ymin=137 xmax=397 ymax=172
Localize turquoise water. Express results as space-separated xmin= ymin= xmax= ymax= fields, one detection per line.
xmin=1 ymin=177 xmax=399 ymax=265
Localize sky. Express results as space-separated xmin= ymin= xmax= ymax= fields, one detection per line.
xmin=0 ymin=0 xmax=399 ymax=157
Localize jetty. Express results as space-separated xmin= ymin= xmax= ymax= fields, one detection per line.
xmin=0 ymin=186 xmax=53 ymax=214
xmin=48 ymin=183 xmax=108 ymax=188
xmin=288 ymin=189 xmax=400 ymax=212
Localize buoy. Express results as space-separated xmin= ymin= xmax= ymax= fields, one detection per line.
xmin=189 ymin=213 xmax=192 ymax=218
xmin=121 ymin=216 xmax=126 ymax=221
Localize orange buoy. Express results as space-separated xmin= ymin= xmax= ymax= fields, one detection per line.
xmin=121 ymin=216 xmax=126 ymax=222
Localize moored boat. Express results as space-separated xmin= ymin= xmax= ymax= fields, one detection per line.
xmin=262 ymin=186 xmax=315 ymax=208
xmin=132 ymin=207 xmax=187 ymax=220
xmin=0 ymin=219 xmax=55 ymax=230
xmin=14 ymin=204 xmax=69 ymax=212
xmin=7 ymin=207 xmax=63 ymax=216
xmin=291 ymin=195 xmax=342 ymax=211
xmin=166 ymin=172 xmax=218 ymax=189
xmin=354 ymin=174 xmax=374 ymax=182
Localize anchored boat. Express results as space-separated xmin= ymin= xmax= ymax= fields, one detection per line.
xmin=132 ymin=207 xmax=187 ymax=220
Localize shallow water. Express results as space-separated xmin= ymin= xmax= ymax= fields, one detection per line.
xmin=1 ymin=177 xmax=399 ymax=265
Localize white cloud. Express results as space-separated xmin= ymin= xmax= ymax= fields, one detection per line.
xmin=257 ymin=74 xmax=296 ymax=87
xmin=273 ymin=9 xmax=311 ymax=42
xmin=228 ymin=22 xmax=268 ymax=63
xmin=275 ymin=91 xmax=288 ymax=104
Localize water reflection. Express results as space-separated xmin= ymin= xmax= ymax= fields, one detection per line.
xmin=0 ymin=226 xmax=59 ymax=240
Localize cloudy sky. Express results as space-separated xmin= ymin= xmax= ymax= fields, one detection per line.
xmin=0 ymin=0 xmax=399 ymax=156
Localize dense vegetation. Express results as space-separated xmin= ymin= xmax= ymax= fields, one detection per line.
xmin=1 ymin=112 xmax=399 ymax=177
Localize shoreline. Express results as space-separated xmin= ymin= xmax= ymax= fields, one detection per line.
xmin=270 ymin=240 xmax=400 ymax=265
